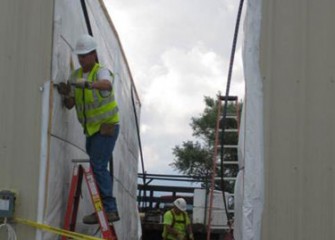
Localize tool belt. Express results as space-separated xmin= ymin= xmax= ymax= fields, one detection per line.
xmin=100 ymin=123 xmax=117 ymax=136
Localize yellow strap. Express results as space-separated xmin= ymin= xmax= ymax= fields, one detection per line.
xmin=15 ymin=218 xmax=104 ymax=240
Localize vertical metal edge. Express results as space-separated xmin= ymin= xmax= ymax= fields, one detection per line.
xmin=36 ymin=81 xmax=53 ymax=240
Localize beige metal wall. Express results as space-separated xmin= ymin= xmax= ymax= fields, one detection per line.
xmin=260 ymin=0 xmax=335 ymax=239
xmin=0 ymin=0 xmax=53 ymax=239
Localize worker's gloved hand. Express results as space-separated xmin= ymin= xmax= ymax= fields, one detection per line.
xmin=72 ymin=78 xmax=92 ymax=89
xmin=56 ymin=82 xmax=71 ymax=96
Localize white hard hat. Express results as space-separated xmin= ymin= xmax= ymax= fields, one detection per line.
xmin=74 ymin=34 xmax=97 ymax=54
xmin=173 ymin=198 xmax=187 ymax=212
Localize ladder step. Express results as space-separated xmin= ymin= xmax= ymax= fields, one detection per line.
xmin=214 ymin=177 xmax=237 ymax=181
xmin=218 ymin=145 xmax=238 ymax=148
xmin=220 ymin=129 xmax=238 ymax=133
xmin=218 ymin=161 xmax=239 ymax=165
xmin=219 ymin=96 xmax=238 ymax=101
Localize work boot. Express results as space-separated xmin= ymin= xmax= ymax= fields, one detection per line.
xmin=83 ymin=212 xmax=98 ymax=224
xmin=106 ymin=212 xmax=120 ymax=222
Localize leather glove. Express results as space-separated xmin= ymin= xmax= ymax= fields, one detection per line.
xmin=56 ymin=82 xmax=71 ymax=96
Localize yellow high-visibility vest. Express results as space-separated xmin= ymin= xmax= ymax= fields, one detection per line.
xmin=162 ymin=209 xmax=188 ymax=240
xmin=74 ymin=63 xmax=119 ymax=136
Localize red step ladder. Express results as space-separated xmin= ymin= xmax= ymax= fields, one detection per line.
xmin=62 ymin=159 xmax=117 ymax=240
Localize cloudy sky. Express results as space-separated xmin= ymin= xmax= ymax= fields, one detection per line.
xmin=104 ymin=0 xmax=245 ymax=175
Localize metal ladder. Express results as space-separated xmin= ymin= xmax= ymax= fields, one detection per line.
xmin=62 ymin=159 xmax=117 ymax=240
xmin=206 ymin=95 xmax=240 ymax=240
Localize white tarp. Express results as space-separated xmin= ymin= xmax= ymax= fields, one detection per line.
xmin=234 ymin=0 xmax=264 ymax=239
xmin=38 ymin=1 xmax=141 ymax=239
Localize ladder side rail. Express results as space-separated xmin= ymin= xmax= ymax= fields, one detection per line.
xmin=206 ymin=96 xmax=222 ymax=239
xmin=71 ymin=166 xmax=84 ymax=231
xmin=61 ymin=164 xmax=84 ymax=240
xmin=83 ymin=166 xmax=116 ymax=240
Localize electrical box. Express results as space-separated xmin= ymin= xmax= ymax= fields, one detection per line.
xmin=0 ymin=190 xmax=16 ymax=218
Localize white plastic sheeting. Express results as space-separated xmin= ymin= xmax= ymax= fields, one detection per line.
xmin=234 ymin=0 xmax=264 ymax=239
xmin=38 ymin=1 xmax=141 ymax=239
xmin=193 ymin=189 xmax=230 ymax=227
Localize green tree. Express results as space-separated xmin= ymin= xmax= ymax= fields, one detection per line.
xmin=170 ymin=96 xmax=241 ymax=192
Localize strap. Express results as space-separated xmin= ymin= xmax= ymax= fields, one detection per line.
xmin=171 ymin=210 xmax=186 ymax=228
xmin=171 ymin=210 xmax=176 ymax=228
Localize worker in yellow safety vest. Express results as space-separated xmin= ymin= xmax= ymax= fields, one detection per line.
xmin=61 ymin=34 xmax=120 ymax=224
xmin=162 ymin=198 xmax=194 ymax=240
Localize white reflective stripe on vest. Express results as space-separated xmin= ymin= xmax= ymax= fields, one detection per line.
xmin=78 ymin=106 xmax=119 ymax=124
xmin=76 ymin=94 xmax=115 ymax=112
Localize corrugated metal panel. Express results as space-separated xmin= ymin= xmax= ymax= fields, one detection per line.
xmin=260 ymin=0 xmax=335 ymax=239
xmin=0 ymin=0 xmax=53 ymax=239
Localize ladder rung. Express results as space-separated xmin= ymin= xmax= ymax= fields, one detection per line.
xmin=219 ymin=161 xmax=239 ymax=165
xmin=221 ymin=129 xmax=238 ymax=133
xmin=225 ymin=116 xmax=237 ymax=119
xmin=214 ymin=177 xmax=237 ymax=181
xmin=220 ymin=145 xmax=238 ymax=148
xmin=219 ymin=96 xmax=238 ymax=101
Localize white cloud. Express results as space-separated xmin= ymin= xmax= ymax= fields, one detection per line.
xmin=141 ymin=48 xmax=214 ymax=135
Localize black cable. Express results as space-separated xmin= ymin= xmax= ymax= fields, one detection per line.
xmin=130 ymin=86 xmax=145 ymax=178
xmin=130 ymin=84 xmax=147 ymax=208
xmin=219 ymin=0 xmax=245 ymax=229
xmin=50 ymin=133 xmax=86 ymax=153
xmin=79 ymin=0 xmax=92 ymax=135
xmin=80 ymin=0 xmax=93 ymax=36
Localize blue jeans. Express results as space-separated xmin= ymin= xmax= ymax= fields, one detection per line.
xmin=85 ymin=125 xmax=119 ymax=213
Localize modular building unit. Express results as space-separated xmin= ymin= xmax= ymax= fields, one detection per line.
xmin=0 ymin=0 xmax=141 ymax=239
xmin=235 ymin=0 xmax=335 ymax=239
